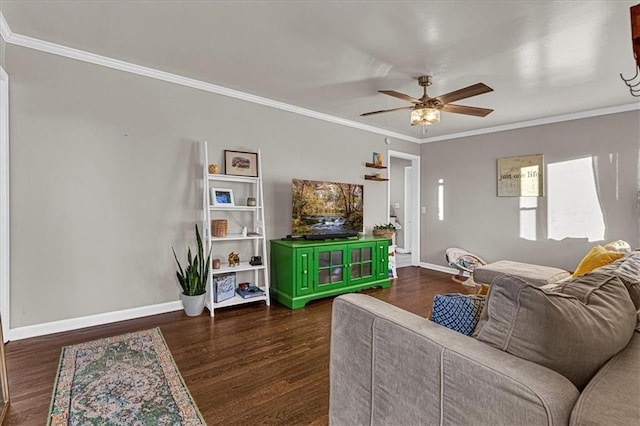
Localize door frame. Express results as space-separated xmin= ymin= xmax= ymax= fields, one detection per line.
xmin=387 ymin=150 xmax=420 ymax=266
xmin=0 ymin=66 xmax=9 ymax=341
xmin=401 ymin=165 xmax=413 ymax=253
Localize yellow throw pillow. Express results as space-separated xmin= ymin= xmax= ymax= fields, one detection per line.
xmin=573 ymin=245 xmax=624 ymax=277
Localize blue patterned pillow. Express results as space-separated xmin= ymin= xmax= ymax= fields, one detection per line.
xmin=431 ymin=294 xmax=486 ymax=335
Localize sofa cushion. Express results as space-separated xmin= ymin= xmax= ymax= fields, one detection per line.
xmin=589 ymin=252 xmax=640 ymax=331
xmin=588 ymin=252 xmax=640 ymax=310
xmin=473 ymin=260 xmax=570 ymax=287
xmin=570 ymin=331 xmax=640 ymax=425
xmin=475 ymin=274 xmax=636 ymax=389
xmin=573 ymin=245 xmax=623 ymax=277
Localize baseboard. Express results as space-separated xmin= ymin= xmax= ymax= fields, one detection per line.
xmin=420 ymin=262 xmax=459 ymax=275
xmin=8 ymin=300 xmax=184 ymax=341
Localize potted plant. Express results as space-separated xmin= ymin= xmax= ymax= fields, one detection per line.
xmin=372 ymin=223 xmax=396 ymax=239
xmin=172 ymin=224 xmax=211 ymax=316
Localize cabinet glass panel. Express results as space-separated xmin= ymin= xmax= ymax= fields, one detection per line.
xmin=362 ymin=248 xmax=371 ymax=261
xmin=350 ymin=246 xmax=374 ymax=282
xmin=331 ymin=267 xmax=343 ymax=282
xmin=362 ymin=263 xmax=371 ymax=276
xmin=319 ymin=252 xmax=330 ymax=268
xmin=351 ymin=266 xmax=361 ymax=279
xmin=318 ymin=269 xmax=330 ymax=284
xmin=317 ymin=249 xmax=344 ymax=286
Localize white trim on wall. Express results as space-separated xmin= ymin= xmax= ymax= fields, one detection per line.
xmin=2 ymin=12 xmax=635 ymax=147
xmin=0 ymin=66 xmax=9 ymax=343
xmin=9 ymin=301 xmax=184 ymax=341
xmin=0 ymin=13 xmax=10 ymax=42
xmin=388 ymin=150 xmax=421 ymax=266
xmin=421 ymin=103 xmax=640 ymax=143
xmin=420 ymin=262 xmax=458 ymax=275
xmin=0 ymin=13 xmax=420 ymax=144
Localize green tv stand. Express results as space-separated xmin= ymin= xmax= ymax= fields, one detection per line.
xmin=270 ymin=236 xmax=391 ymax=309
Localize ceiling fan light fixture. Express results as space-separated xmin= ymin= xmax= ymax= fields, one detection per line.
xmin=410 ymin=107 xmax=440 ymax=126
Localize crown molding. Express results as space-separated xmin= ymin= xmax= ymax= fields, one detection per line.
xmin=420 ymin=102 xmax=640 ymax=143
xmin=2 ymin=12 xmax=637 ymax=146
xmin=0 ymin=12 xmax=12 ymax=41
xmin=0 ymin=13 xmax=420 ymax=144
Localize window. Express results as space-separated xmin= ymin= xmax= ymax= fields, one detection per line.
xmin=547 ymin=157 xmax=605 ymax=242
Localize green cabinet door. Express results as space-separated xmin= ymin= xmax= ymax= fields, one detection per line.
xmin=375 ymin=240 xmax=389 ymax=280
xmin=348 ymin=242 xmax=375 ymax=285
xmin=315 ymin=244 xmax=347 ymax=292
xmin=295 ymin=248 xmax=314 ymax=297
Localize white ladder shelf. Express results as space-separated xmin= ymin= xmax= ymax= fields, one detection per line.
xmin=202 ymin=142 xmax=270 ymax=316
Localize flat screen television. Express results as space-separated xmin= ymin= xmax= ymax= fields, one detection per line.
xmin=292 ymin=179 xmax=363 ymax=238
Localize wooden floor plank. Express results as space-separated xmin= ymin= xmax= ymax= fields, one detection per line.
xmin=4 ymin=267 xmax=465 ymax=425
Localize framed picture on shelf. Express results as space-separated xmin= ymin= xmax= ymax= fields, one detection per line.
xmin=225 ymin=150 xmax=258 ymax=177
xmin=211 ymin=188 xmax=235 ymax=206
xmin=213 ymin=272 xmax=236 ymax=302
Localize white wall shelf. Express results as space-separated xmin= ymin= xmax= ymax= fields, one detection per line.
xmin=211 ymin=262 xmax=266 ymax=274
xmin=209 ymin=206 xmax=261 ymax=212
xmin=208 ymin=174 xmax=260 ymax=184
xmin=210 ymin=234 xmax=263 ymax=242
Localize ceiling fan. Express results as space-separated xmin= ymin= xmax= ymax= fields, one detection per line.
xmin=361 ymin=76 xmax=493 ymax=126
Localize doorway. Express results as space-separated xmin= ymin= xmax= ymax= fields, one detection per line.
xmin=387 ymin=150 xmax=420 ymax=267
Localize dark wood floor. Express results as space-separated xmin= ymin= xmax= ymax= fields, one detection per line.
xmin=4 ymin=267 xmax=466 ymax=425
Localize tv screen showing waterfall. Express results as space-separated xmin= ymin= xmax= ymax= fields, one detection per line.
xmin=292 ymin=179 xmax=363 ymax=238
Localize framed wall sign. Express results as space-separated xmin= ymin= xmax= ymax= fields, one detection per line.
xmin=224 ymin=150 xmax=258 ymax=177
xmin=211 ymin=188 xmax=235 ymax=206
xmin=497 ymin=154 xmax=544 ymax=197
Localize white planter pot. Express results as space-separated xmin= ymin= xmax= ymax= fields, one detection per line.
xmin=181 ymin=293 xmax=206 ymax=316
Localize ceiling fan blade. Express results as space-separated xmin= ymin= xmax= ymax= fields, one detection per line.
xmin=436 ymin=83 xmax=493 ymax=105
xmin=360 ymin=106 xmax=414 ymax=117
xmin=442 ymin=104 xmax=493 ymax=117
xmin=378 ymin=90 xmax=421 ymax=104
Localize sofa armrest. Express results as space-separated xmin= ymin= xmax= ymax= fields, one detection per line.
xmin=330 ymin=294 xmax=579 ymax=426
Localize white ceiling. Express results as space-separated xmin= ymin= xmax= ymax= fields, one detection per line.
xmin=1 ymin=0 xmax=639 ymax=142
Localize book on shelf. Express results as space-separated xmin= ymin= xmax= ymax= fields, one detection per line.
xmin=236 ymin=282 xmax=265 ymax=299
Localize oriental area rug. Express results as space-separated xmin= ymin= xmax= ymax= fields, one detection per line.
xmin=48 ymin=327 xmax=205 ymax=425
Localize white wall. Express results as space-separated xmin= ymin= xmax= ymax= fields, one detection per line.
xmin=6 ymin=44 xmax=419 ymax=328
xmin=421 ymin=110 xmax=640 ymax=270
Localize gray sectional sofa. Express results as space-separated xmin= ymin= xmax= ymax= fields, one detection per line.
xmin=329 ymin=252 xmax=640 ymax=425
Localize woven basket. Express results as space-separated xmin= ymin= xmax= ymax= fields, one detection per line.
xmin=211 ymin=219 xmax=228 ymax=237
xmin=372 ymin=229 xmax=394 ymax=239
